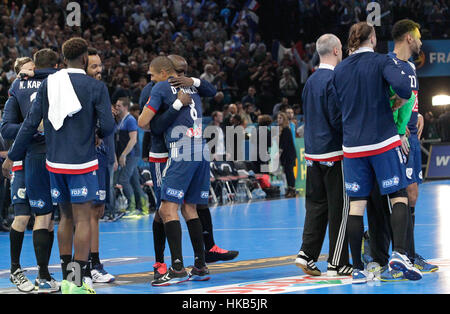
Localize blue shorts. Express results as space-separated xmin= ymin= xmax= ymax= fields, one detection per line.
xmin=25 ymin=155 xmax=54 ymax=216
xmin=94 ymin=153 xmax=109 ymax=205
xmin=49 ymin=171 xmax=99 ymax=204
xmin=149 ymin=161 xmax=166 ymax=210
xmin=405 ymin=135 xmax=423 ymax=185
xmin=10 ymin=169 xmax=30 ymax=216
xmin=343 ymin=146 xmax=408 ymax=197
xmin=161 ymin=158 xmax=210 ymax=205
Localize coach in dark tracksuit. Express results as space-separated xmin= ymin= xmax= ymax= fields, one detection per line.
xmin=295 ymin=34 xmax=351 ymax=277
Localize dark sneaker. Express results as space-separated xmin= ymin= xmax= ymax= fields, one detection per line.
xmin=379 ymin=265 xmax=407 ymax=282
xmin=188 ymin=266 xmax=211 ymax=281
xmin=327 ymin=263 xmax=353 ymax=276
xmin=414 ymin=254 xmax=439 ymax=273
xmin=295 ymin=251 xmax=321 ymax=276
xmin=151 ymin=267 xmax=188 ymax=286
xmin=36 ymin=278 xmax=60 ymax=294
xmin=205 ymin=245 xmax=239 ymax=263
xmin=389 ymin=251 xmax=422 ymax=281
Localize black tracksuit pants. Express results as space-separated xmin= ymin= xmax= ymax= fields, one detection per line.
xmin=300 ymin=160 xmax=350 ymax=266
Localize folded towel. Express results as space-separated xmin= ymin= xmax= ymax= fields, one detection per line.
xmin=47 ymin=68 xmax=84 ymax=131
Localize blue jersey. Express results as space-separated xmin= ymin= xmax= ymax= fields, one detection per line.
xmin=140 ymin=82 xmax=169 ymax=162
xmin=8 ymin=68 xmax=115 ymax=174
xmin=333 ymin=47 xmax=411 ymax=158
xmin=1 ymin=68 xmax=58 ymax=159
xmin=302 ymin=65 xmax=343 ymax=161
xmin=146 ymin=79 xmax=216 ymax=156
xmin=388 ymin=52 xmax=419 ymax=135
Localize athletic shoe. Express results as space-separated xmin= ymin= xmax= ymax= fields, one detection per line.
xmin=352 ymin=269 xmax=371 ymax=284
xmin=414 ymin=254 xmax=439 ymax=273
xmin=327 ymin=263 xmax=353 ymax=276
xmin=379 ymin=266 xmax=407 ymax=282
xmin=112 ymin=212 xmax=126 ymax=221
xmin=151 ymin=267 xmax=188 ymax=286
xmin=10 ymin=268 xmax=34 ymax=293
xmin=60 ymin=280 xmax=71 ymax=294
xmin=389 ymin=251 xmax=422 ymax=281
xmin=122 ymin=210 xmax=143 ymax=219
xmin=36 ymin=278 xmax=60 ymax=294
xmin=153 ymin=262 xmax=168 ymax=280
xmin=188 ymin=266 xmax=211 ymax=281
xmin=83 ymin=276 xmax=94 ymax=290
xmin=91 ymin=263 xmax=115 ymax=283
xmin=295 ymin=251 xmax=321 ymax=276
xmin=205 ymin=245 xmax=239 ymax=263
xmin=361 ymin=231 xmax=373 ymax=265
xmin=69 ymin=281 xmax=96 ymax=294
xmin=141 ymin=196 xmax=149 ymax=215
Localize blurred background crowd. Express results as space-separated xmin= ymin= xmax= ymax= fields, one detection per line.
xmin=0 ymin=0 xmax=449 ymax=225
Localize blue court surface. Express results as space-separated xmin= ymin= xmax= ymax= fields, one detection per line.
xmin=0 ymin=180 xmax=449 ymax=294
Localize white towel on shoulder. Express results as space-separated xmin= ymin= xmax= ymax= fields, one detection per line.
xmin=47 ymin=68 xmax=84 ymax=131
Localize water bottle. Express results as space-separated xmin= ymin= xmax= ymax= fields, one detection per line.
xmin=222 ymin=185 xmax=228 ymax=204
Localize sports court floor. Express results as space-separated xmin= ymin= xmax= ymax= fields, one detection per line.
xmin=0 ymin=180 xmax=449 ymax=294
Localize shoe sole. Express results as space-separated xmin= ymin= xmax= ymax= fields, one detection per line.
xmin=11 ymin=284 xmax=34 ymax=293
xmin=327 ymin=270 xmax=338 ymax=276
xmin=415 ymin=265 xmax=439 ymax=273
xmin=379 ymin=277 xmax=407 ymax=282
xmin=327 ymin=270 xmax=352 ymax=277
xmin=189 ymin=275 xmax=211 ymax=281
xmin=37 ymin=288 xmax=60 ymax=294
xmin=151 ymin=277 xmax=189 ymax=287
xmin=92 ymin=277 xmax=115 ymax=283
xmin=389 ymin=259 xmax=422 ymax=281
xmin=352 ymin=278 xmax=367 ymax=284
xmin=295 ymin=260 xmax=321 ymax=276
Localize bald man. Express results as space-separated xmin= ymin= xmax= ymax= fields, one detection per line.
xmin=295 ymin=34 xmax=352 ymax=277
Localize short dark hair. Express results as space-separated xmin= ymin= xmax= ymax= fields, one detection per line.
xmin=33 ymin=48 xmax=59 ymax=69
xmin=212 ymin=111 xmax=222 ymax=119
xmin=62 ymin=37 xmax=88 ymax=61
xmin=88 ymin=47 xmax=98 ymax=56
xmin=150 ymin=56 xmax=174 ymax=73
xmin=279 ymin=104 xmax=289 ymax=112
xmin=392 ymin=19 xmax=421 ymax=42
xmin=117 ymin=97 xmax=131 ymax=108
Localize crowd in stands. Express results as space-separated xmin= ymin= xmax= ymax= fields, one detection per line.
xmin=0 ymin=0 xmax=449 ymax=224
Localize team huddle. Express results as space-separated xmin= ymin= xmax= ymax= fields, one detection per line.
xmin=2 ymin=38 xmax=238 ymax=294
xmin=296 ymin=19 xmax=438 ymax=283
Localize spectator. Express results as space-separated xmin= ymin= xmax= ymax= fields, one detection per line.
xmin=277 ymin=112 xmax=297 ymax=198
xmin=200 ymin=64 xmax=215 ymax=83
xmin=241 ymin=86 xmax=257 ymax=105
xmin=114 ymin=97 xmax=146 ymax=214
xmin=273 ymin=97 xmax=289 ymax=118
xmin=111 ymin=76 xmax=133 ymax=104
xmin=437 ymin=110 xmax=450 ymax=142
xmin=285 ymin=106 xmax=297 ymax=141
xmin=242 ymin=102 xmax=257 ymax=126
xmin=424 ymin=111 xmax=440 ymax=140
xmin=223 ymin=103 xmax=237 ymax=129
xmin=279 ymin=68 xmax=299 ymax=105
xmin=253 ymin=114 xmax=273 ymax=173
xmin=207 ymin=111 xmax=226 ymax=161
xmin=208 ymin=91 xmax=225 ymax=115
